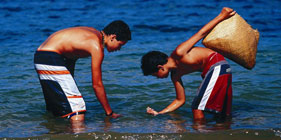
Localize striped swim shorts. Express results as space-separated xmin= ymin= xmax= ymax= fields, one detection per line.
xmin=191 ymin=52 xmax=232 ymax=116
xmin=34 ymin=51 xmax=86 ymax=118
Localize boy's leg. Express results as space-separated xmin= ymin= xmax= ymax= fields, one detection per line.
xmin=70 ymin=114 xmax=85 ymax=133
xmin=192 ymin=109 xmax=206 ymax=131
xmin=34 ymin=51 xmax=86 ymax=118
xmin=70 ymin=114 xmax=85 ymax=121
xmin=192 ymin=109 xmax=205 ymax=121
xmin=192 ymin=61 xmax=232 ymax=115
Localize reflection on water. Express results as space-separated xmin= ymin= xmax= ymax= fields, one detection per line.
xmin=70 ymin=120 xmax=86 ymax=134
xmin=99 ymin=112 xmax=233 ymax=134
xmin=39 ymin=113 xmax=71 ymax=134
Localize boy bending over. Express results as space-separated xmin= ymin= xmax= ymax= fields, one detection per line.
xmin=141 ymin=7 xmax=235 ymax=121
xmin=34 ymin=20 xmax=131 ymax=127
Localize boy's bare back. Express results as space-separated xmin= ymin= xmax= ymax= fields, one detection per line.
xmin=172 ymin=47 xmax=215 ymax=74
xmin=37 ymin=27 xmax=103 ymax=59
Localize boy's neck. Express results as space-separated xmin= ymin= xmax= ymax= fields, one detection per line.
xmin=164 ymin=57 xmax=177 ymax=70
xmin=100 ymin=31 xmax=105 ymax=48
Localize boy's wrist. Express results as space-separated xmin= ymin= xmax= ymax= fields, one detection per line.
xmin=106 ymin=111 xmax=114 ymax=116
xmin=216 ymin=14 xmax=225 ymax=21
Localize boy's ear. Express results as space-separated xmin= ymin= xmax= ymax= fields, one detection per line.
xmin=109 ymin=34 xmax=117 ymax=41
xmin=157 ymin=65 xmax=164 ymax=71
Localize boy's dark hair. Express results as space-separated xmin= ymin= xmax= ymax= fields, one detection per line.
xmin=141 ymin=51 xmax=168 ymax=76
xmin=103 ymin=20 xmax=131 ymax=41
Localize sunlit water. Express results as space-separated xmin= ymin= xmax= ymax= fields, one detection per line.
xmin=0 ymin=0 xmax=280 ymax=138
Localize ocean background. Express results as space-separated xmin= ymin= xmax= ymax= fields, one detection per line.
xmin=0 ymin=0 xmax=280 ymax=139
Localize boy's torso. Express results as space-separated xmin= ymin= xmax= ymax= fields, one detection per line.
xmin=174 ymin=47 xmax=215 ymax=76
xmin=37 ymin=27 xmax=103 ymax=59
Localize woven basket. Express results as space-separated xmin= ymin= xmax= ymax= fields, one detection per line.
xmin=202 ymin=14 xmax=259 ymax=70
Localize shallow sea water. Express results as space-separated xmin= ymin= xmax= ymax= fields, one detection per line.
xmin=0 ymin=0 xmax=280 ymax=139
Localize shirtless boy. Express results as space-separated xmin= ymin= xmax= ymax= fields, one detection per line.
xmin=141 ymin=8 xmax=236 ymax=121
xmin=34 ymin=20 xmax=131 ymax=124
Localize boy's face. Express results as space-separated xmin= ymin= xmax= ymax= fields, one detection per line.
xmin=152 ymin=65 xmax=169 ymax=78
xmin=106 ymin=35 xmax=127 ymax=52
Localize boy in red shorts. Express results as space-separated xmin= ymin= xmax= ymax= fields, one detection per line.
xmin=141 ymin=7 xmax=235 ymax=122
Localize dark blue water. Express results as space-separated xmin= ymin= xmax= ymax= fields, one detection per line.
xmin=0 ymin=0 xmax=280 ymax=138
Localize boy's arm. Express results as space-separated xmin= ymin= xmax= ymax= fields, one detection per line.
xmin=90 ymin=43 xmax=120 ymax=118
xmin=158 ymin=77 xmax=186 ymax=114
xmin=147 ymin=73 xmax=185 ymax=115
xmin=173 ymin=7 xmax=236 ymax=58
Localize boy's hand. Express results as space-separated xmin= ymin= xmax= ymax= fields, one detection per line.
xmin=109 ymin=113 xmax=121 ymax=119
xmin=219 ymin=7 xmax=236 ymax=20
xmin=146 ymin=107 xmax=159 ymax=116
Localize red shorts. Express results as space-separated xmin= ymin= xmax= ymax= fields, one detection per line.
xmin=192 ymin=52 xmax=232 ymax=116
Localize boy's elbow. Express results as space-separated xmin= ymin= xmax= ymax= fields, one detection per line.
xmin=178 ymin=99 xmax=185 ymax=106
xmin=173 ymin=49 xmax=184 ymax=59
xmin=180 ymin=99 xmax=186 ymax=105
xmin=92 ymin=82 xmax=104 ymax=90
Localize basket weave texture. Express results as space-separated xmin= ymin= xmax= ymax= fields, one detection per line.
xmin=202 ymin=14 xmax=259 ymax=70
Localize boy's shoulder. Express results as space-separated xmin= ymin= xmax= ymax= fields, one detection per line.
xmin=187 ymin=47 xmax=215 ymax=59
xmin=174 ymin=47 xmax=216 ymax=73
xmin=179 ymin=47 xmax=214 ymax=61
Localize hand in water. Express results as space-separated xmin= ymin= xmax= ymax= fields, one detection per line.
xmin=146 ymin=107 xmax=159 ymax=116
xmin=110 ymin=113 xmax=121 ymax=119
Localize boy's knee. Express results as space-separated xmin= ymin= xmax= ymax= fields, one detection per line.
xmin=70 ymin=114 xmax=85 ymax=122
xmin=192 ymin=109 xmax=205 ymax=120
xmin=70 ymin=114 xmax=85 ymax=133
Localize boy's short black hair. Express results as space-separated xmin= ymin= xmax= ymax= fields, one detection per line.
xmin=103 ymin=20 xmax=131 ymax=41
xmin=141 ymin=51 xmax=168 ymax=76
